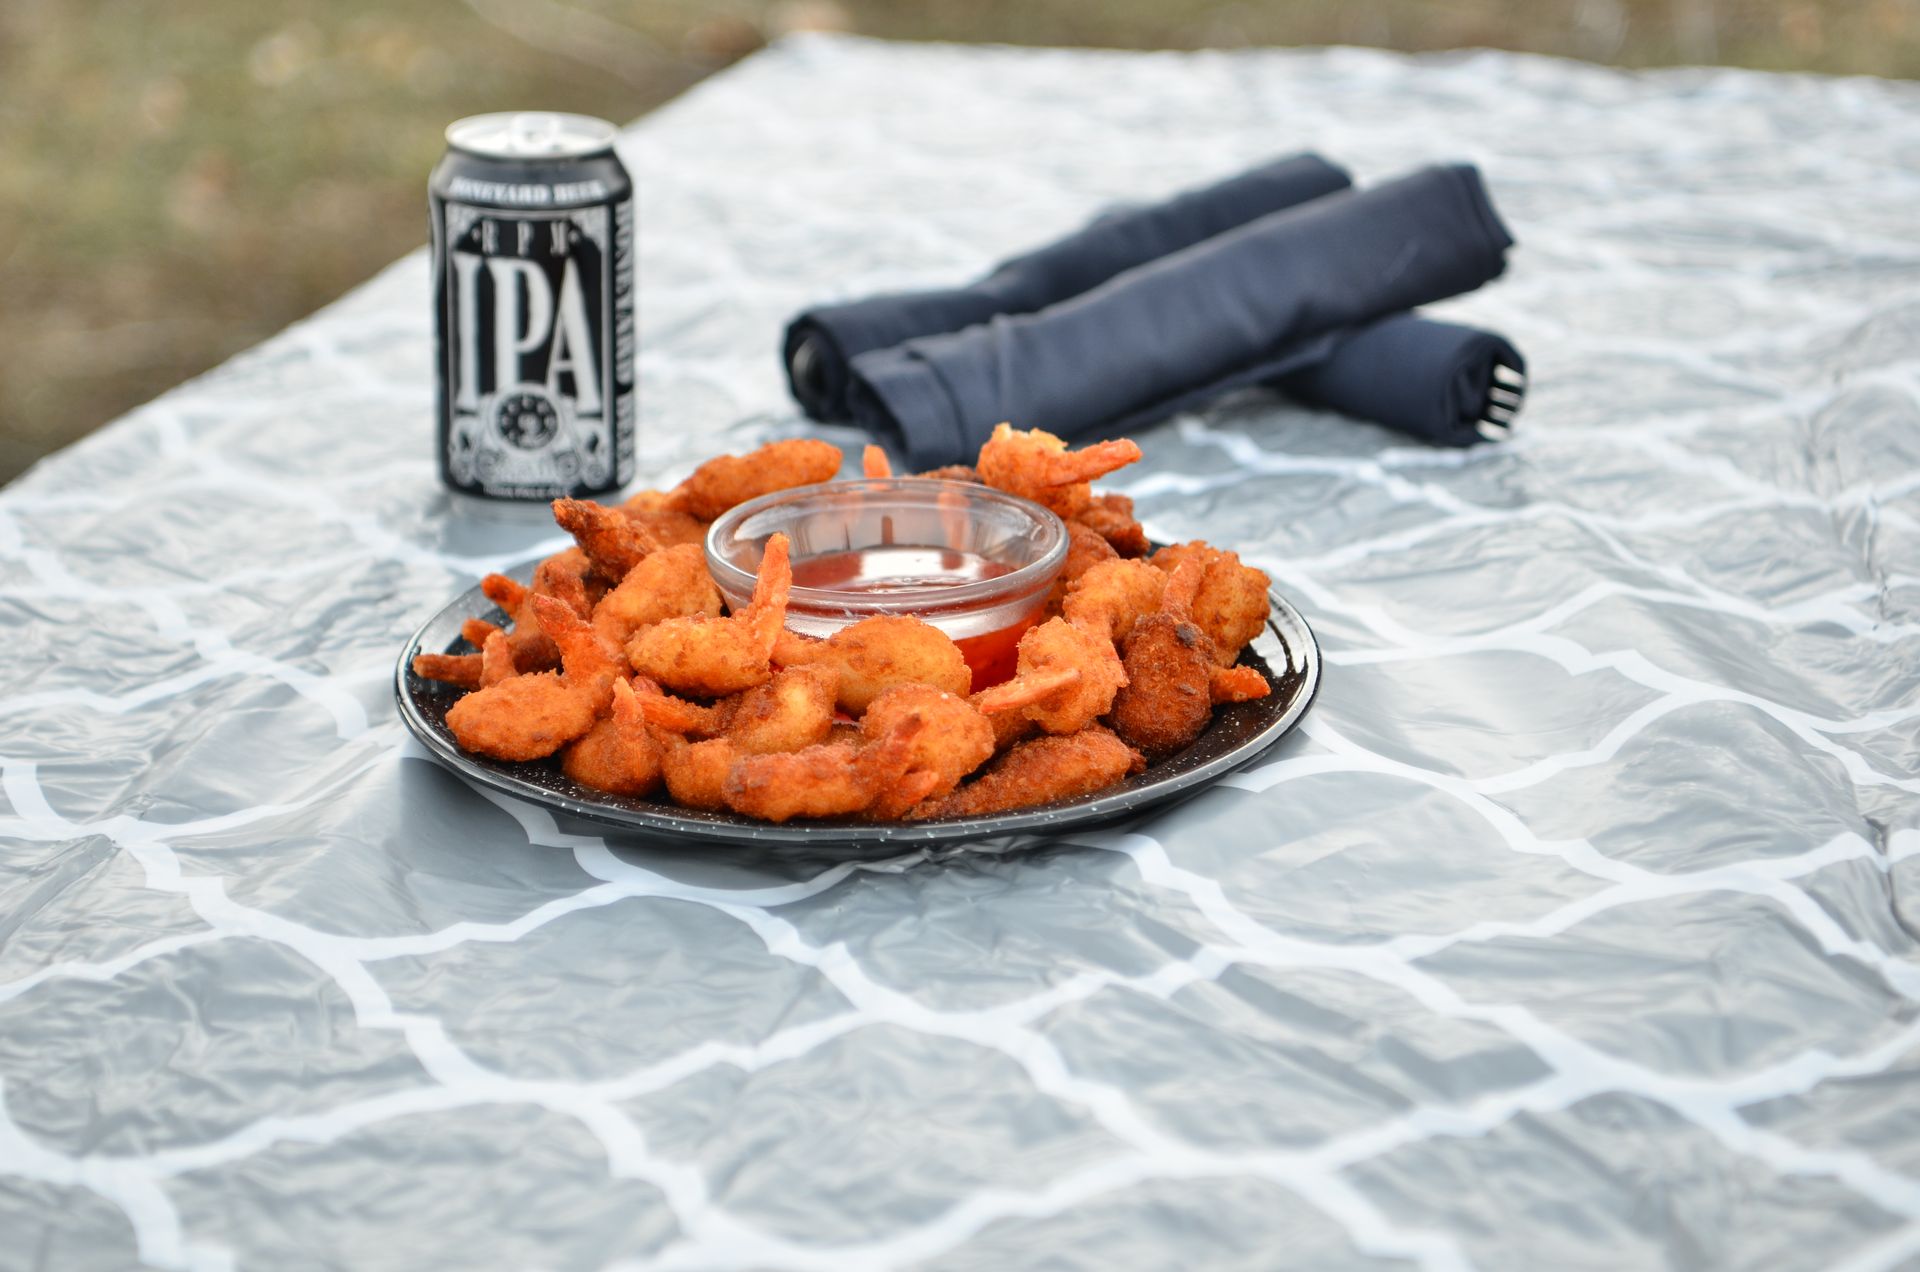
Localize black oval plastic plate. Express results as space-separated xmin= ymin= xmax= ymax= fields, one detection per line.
xmin=395 ymin=562 xmax=1320 ymax=857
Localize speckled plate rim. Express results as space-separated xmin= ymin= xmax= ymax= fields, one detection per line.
xmin=395 ymin=562 xmax=1320 ymax=854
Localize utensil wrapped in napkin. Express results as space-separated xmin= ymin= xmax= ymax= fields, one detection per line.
xmin=843 ymin=164 xmax=1519 ymax=469
xmin=784 ymin=153 xmax=1352 ymax=422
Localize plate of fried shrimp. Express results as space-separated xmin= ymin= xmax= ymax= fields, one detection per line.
xmin=398 ymin=427 xmax=1320 ymax=852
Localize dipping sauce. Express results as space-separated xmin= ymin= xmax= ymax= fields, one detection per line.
xmin=789 ymin=545 xmax=1040 ymax=688
xmin=707 ymin=479 xmax=1068 ymax=694
xmin=790 ymin=546 xmax=1015 ymax=593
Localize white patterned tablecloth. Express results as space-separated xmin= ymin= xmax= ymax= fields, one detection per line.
xmin=2 ymin=34 xmax=1918 ymax=1272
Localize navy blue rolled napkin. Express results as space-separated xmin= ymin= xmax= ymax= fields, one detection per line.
xmin=1279 ymin=313 xmax=1526 ymax=448
xmin=784 ymin=153 xmax=1352 ymax=421
xmin=846 ymin=164 xmax=1518 ymax=469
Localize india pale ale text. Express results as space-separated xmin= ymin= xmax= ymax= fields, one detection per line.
xmin=430 ymin=112 xmax=635 ymax=502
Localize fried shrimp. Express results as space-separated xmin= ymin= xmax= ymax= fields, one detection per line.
xmin=720 ymin=712 xmax=926 ymax=822
xmin=1211 ymin=665 xmax=1271 ymax=703
xmin=908 ymin=727 xmax=1144 ymax=819
xmin=626 ymin=533 xmax=792 ymax=697
xmin=553 ymin=498 xmax=662 ymax=582
xmin=617 ymin=489 xmax=709 ymax=548
xmin=658 ymin=734 xmax=734 ymax=811
xmin=1106 ymin=563 xmax=1214 ymax=760
xmin=1074 ymin=492 xmax=1150 ymax=557
xmin=859 ymin=685 xmax=995 ymax=819
xmin=1061 ymin=558 xmax=1168 ymax=644
xmin=665 ymin=438 xmax=843 ymax=520
xmin=478 ymin=574 xmax=561 ymax=671
xmin=444 ymin=597 xmax=622 ymax=762
xmin=560 ymin=678 xmax=663 ymax=796
xmin=590 ymin=543 xmax=723 ymax=647
xmin=724 ymin=665 xmax=839 ymax=755
xmin=973 ymin=617 xmax=1125 ymax=735
xmin=915 ymin=464 xmax=981 ymax=483
xmin=861 ymin=444 xmax=893 ymax=479
xmin=410 ymin=651 xmax=482 ymax=689
xmin=533 ymin=547 xmax=597 ymax=617
xmin=1149 ymin=542 xmax=1272 ymax=665
xmin=1050 ymin=520 xmax=1121 ymax=610
xmin=479 ymin=630 xmax=516 ymax=687
xmin=771 ymin=615 xmax=970 ymax=713
xmin=976 ymin=424 xmax=1141 ymax=518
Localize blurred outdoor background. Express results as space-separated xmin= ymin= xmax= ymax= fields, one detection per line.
xmin=2 ymin=0 xmax=1915 ymax=485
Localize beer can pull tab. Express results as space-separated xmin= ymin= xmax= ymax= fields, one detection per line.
xmin=511 ymin=113 xmax=564 ymax=154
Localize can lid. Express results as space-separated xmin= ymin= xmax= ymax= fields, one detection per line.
xmin=445 ymin=112 xmax=618 ymax=160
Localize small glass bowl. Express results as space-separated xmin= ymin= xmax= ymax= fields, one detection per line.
xmin=705 ymin=478 xmax=1067 ymax=684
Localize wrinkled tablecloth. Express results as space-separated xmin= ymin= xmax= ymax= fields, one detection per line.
xmin=2 ymin=35 xmax=1918 ymax=1272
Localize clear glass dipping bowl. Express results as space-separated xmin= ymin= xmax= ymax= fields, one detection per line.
xmin=705 ymin=478 xmax=1068 ymax=686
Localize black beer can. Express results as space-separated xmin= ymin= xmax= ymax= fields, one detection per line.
xmin=429 ymin=112 xmax=635 ymax=503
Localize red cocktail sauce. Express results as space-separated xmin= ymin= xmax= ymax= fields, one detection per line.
xmin=786 ymin=546 xmax=1041 ymax=688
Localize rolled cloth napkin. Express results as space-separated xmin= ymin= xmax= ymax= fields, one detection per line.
xmin=845 ymin=164 xmax=1518 ymax=469
xmin=1279 ymin=314 xmax=1527 ymax=449
xmin=784 ymin=153 xmax=1352 ymax=421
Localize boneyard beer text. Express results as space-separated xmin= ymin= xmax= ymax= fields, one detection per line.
xmin=431 ymin=114 xmax=634 ymax=502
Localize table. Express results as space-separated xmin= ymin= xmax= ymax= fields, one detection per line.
xmin=3 ymin=34 xmax=1918 ymax=1272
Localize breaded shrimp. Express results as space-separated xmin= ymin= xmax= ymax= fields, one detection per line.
xmin=626 ymin=533 xmax=791 ymax=697
xmin=859 ymin=684 xmax=995 ymax=819
xmin=771 ymin=615 xmax=971 ymax=713
xmin=533 ymin=547 xmax=597 ymax=617
xmin=1149 ymin=542 xmax=1272 ymax=665
xmin=976 ymin=424 xmax=1141 ymax=518
xmin=1074 ymin=492 xmax=1150 ymax=557
xmin=861 ymin=444 xmax=893 ymax=479
xmin=1061 ymin=558 xmax=1168 ymax=644
xmin=461 ymin=617 xmax=503 ymax=648
xmin=971 ymin=617 xmax=1125 ymax=735
xmin=479 ymin=629 xmax=517 ymax=687
xmin=561 ymin=678 xmax=664 ymax=796
xmin=1109 ymin=561 xmax=1269 ymax=757
xmin=479 ymin=573 xmax=560 ymax=671
xmin=617 ymin=489 xmax=709 ymax=548
xmin=444 ymin=597 xmax=622 ymax=762
xmin=723 ymin=665 xmax=839 ymax=755
xmin=1049 ymin=520 xmax=1121 ymax=610
xmin=591 ymin=542 xmax=723 ymax=646
xmin=659 ymin=734 xmax=735 ymax=811
xmin=665 ymin=439 xmax=843 ymax=520
xmin=1210 ymin=665 xmax=1271 ymax=703
xmin=908 ymin=727 xmax=1144 ymax=819
xmin=721 ymin=712 xmax=925 ymax=822
xmin=410 ymin=651 xmax=482 ymax=689
xmin=553 ymin=498 xmax=662 ymax=582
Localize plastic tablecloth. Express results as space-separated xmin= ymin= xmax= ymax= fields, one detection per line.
xmin=3 ymin=35 xmax=1918 ymax=1272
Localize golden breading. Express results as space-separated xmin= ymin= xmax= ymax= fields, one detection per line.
xmin=665 ymin=438 xmax=843 ymax=521
xmin=552 ymin=499 xmax=661 ymax=582
xmin=591 ymin=543 xmax=723 ymax=647
xmin=909 ymin=727 xmax=1144 ymax=819
xmin=1061 ymin=558 xmax=1167 ymax=644
xmin=1149 ymin=542 xmax=1271 ymax=665
xmin=561 ymin=679 xmax=663 ymax=796
xmin=659 ymin=735 xmax=734 ymax=811
xmin=720 ymin=713 xmax=925 ymax=823
xmin=859 ymin=684 xmax=995 ymax=819
xmin=983 ymin=617 xmax=1126 ymax=736
xmin=976 ymin=424 xmax=1141 ymax=519
xmin=1074 ymin=492 xmax=1150 ymax=557
xmin=618 ymin=489 xmax=709 ymax=548
xmin=627 ymin=534 xmax=791 ymax=697
xmin=772 ymin=615 xmax=970 ymax=714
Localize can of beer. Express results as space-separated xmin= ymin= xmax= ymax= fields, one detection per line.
xmin=429 ymin=112 xmax=635 ymax=504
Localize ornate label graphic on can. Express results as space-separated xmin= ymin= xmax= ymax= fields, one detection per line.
xmin=438 ymin=200 xmax=634 ymax=499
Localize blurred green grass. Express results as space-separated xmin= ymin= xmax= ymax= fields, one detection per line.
xmin=2 ymin=0 xmax=1914 ymax=484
